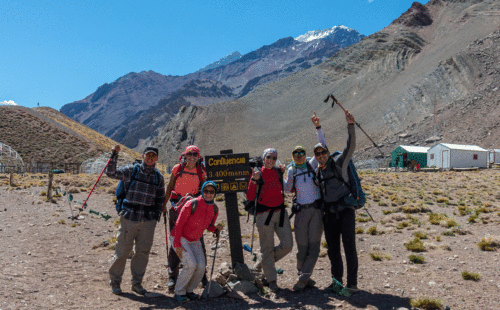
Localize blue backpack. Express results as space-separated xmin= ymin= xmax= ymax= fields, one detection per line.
xmin=115 ymin=163 xmax=161 ymax=213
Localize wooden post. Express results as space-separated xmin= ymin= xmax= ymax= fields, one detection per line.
xmin=47 ymin=171 xmax=53 ymax=199
xmin=9 ymin=170 xmax=14 ymax=187
xmin=220 ymin=149 xmax=245 ymax=267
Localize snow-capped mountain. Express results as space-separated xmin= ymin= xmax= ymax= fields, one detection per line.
xmin=295 ymin=25 xmax=365 ymax=47
xmin=196 ymin=51 xmax=242 ymax=73
xmin=0 ymin=100 xmax=18 ymax=106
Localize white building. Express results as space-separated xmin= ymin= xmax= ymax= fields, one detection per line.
xmin=427 ymin=143 xmax=488 ymax=169
xmin=489 ymin=149 xmax=500 ymax=165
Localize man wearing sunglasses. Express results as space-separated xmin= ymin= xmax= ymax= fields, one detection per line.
xmin=247 ymin=148 xmax=292 ymax=293
xmin=283 ymin=116 xmax=327 ymax=291
xmin=312 ymin=109 xmax=359 ymax=294
xmin=107 ymin=145 xmax=165 ymax=296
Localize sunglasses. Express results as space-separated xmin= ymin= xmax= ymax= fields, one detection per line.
xmin=293 ymin=151 xmax=306 ymax=156
xmin=203 ymin=189 xmax=215 ymax=194
xmin=265 ymin=155 xmax=277 ymax=160
xmin=186 ymin=152 xmax=198 ymax=157
xmin=314 ymin=150 xmax=329 ymax=156
xmin=145 ymin=153 xmax=157 ymax=158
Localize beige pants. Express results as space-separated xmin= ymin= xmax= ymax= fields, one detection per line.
xmin=294 ymin=207 xmax=323 ymax=282
xmin=174 ymin=237 xmax=206 ymax=295
xmin=109 ymin=217 xmax=157 ymax=286
xmin=257 ymin=209 xmax=293 ymax=282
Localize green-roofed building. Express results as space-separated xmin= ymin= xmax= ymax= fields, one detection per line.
xmin=391 ymin=145 xmax=429 ymax=168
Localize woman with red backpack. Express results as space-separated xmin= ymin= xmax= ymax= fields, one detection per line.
xmin=170 ymin=181 xmax=222 ymax=302
xmin=164 ymin=145 xmax=207 ymax=290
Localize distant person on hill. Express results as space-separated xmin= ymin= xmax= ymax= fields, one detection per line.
xmin=313 ymin=109 xmax=359 ymax=295
xmin=170 ymin=181 xmax=222 ymax=302
xmin=106 ymin=145 xmax=165 ymax=296
xmin=246 ymin=148 xmax=292 ymax=293
xmin=283 ymin=113 xmax=327 ymax=291
xmin=164 ymin=145 xmax=207 ymax=291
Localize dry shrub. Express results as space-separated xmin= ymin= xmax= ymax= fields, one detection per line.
xmin=478 ymin=234 xmax=500 ymax=251
xmin=404 ymin=237 xmax=425 ymax=252
xmin=428 ymin=213 xmax=449 ymax=225
xmin=410 ymin=297 xmax=443 ymax=309
xmin=67 ymin=187 xmax=80 ymax=194
xmin=461 ymin=271 xmax=481 ymax=281
xmin=390 ymin=213 xmax=407 ymax=222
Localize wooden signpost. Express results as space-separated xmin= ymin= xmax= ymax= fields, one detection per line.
xmin=205 ymin=150 xmax=250 ymax=267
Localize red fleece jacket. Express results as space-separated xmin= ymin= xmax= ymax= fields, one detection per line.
xmin=172 ymin=196 xmax=218 ymax=248
xmin=246 ymin=166 xmax=284 ymax=208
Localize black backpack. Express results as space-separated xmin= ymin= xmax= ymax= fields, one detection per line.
xmin=317 ymin=151 xmax=366 ymax=209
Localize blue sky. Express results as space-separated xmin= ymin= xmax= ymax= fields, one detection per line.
xmin=1 ymin=0 xmax=429 ymax=109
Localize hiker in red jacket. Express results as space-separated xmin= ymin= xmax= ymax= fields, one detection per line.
xmin=171 ymin=181 xmax=222 ymax=302
xmin=164 ymin=145 xmax=207 ymax=290
xmin=246 ymin=148 xmax=293 ymax=293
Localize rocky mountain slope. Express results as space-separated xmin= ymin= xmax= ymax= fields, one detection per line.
xmin=152 ymin=0 xmax=500 ymax=165
xmin=61 ymin=27 xmax=364 ymax=147
xmin=0 ymin=106 xmax=142 ymax=166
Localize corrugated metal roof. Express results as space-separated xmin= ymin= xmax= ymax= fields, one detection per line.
xmin=399 ymin=145 xmax=430 ymax=153
xmin=440 ymin=143 xmax=487 ymax=152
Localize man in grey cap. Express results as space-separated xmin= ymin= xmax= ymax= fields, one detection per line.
xmin=106 ymin=145 xmax=165 ymax=295
xmin=312 ymin=109 xmax=359 ymax=294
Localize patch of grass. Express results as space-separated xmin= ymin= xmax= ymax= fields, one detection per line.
xmin=404 ymin=237 xmax=425 ymax=252
xmin=467 ymin=214 xmax=478 ymax=223
xmin=409 ymin=254 xmax=425 ymax=264
xmin=355 ymin=227 xmax=364 ymax=234
xmin=409 ymin=298 xmax=443 ymax=310
xmin=435 ymin=197 xmax=449 ymax=204
xmin=378 ymin=201 xmax=388 ymax=207
xmin=369 ymin=252 xmax=384 ymax=261
xmin=478 ymin=234 xmax=500 ymax=251
xmin=413 ymin=231 xmax=428 ymax=239
xmin=58 ymin=219 xmax=66 ymax=224
xmin=461 ymin=271 xmax=481 ymax=281
xmin=367 ymin=226 xmax=378 ymax=235
xmin=241 ymin=233 xmax=258 ymax=239
xmin=458 ymin=205 xmax=472 ymax=216
xmin=444 ymin=219 xmax=459 ymax=228
xmin=396 ymin=221 xmax=410 ymax=229
xmin=428 ymin=213 xmax=449 ymax=225
xmin=435 ymin=235 xmax=442 ymax=242
xmin=402 ymin=204 xmax=431 ymax=214
xmin=40 ymin=191 xmax=47 ymax=196
xmin=382 ymin=209 xmax=394 ymax=215
xmin=321 ymin=240 xmax=328 ymax=249
xmin=441 ymin=230 xmax=456 ymax=236
xmin=356 ymin=217 xmax=370 ymax=222
xmin=432 ymin=189 xmax=443 ymax=195
xmin=114 ymin=218 xmax=120 ymax=227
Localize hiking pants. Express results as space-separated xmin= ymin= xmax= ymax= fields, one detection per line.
xmin=294 ymin=205 xmax=323 ymax=283
xmin=109 ymin=217 xmax=157 ymax=286
xmin=323 ymin=207 xmax=358 ymax=287
xmin=257 ymin=209 xmax=293 ymax=283
xmin=174 ymin=237 xmax=206 ymax=295
xmin=167 ymin=202 xmax=207 ymax=282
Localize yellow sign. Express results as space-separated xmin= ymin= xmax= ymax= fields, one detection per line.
xmin=230 ymin=182 xmax=238 ymax=191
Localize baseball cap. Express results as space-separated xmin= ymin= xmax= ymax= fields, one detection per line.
xmin=143 ymin=146 xmax=159 ymax=156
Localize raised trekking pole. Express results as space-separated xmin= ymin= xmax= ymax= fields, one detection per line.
xmin=250 ymin=168 xmax=263 ymax=255
xmin=75 ymin=151 xmax=116 ymax=218
xmin=207 ymin=230 xmax=220 ymax=299
xmin=324 ymin=94 xmax=384 ymax=156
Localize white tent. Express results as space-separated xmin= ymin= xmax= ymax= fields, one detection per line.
xmin=427 ymin=143 xmax=488 ymax=169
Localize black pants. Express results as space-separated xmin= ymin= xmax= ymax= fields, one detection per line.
xmin=323 ymin=207 xmax=358 ymax=287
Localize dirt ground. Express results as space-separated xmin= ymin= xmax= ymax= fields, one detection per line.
xmin=1 ymin=169 xmax=500 ymax=310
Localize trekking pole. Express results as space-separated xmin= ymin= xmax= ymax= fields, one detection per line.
xmin=163 ymin=211 xmax=170 ymax=260
xmin=324 ymin=94 xmax=384 ymax=156
xmin=207 ymin=231 xmax=220 ymax=299
xmin=364 ymin=207 xmax=375 ymax=222
xmin=75 ymin=151 xmax=116 ymax=218
xmin=250 ymin=173 xmax=263 ymax=255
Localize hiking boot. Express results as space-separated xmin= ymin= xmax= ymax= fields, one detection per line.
xmin=111 ymin=284 xmax=122 ymax=295
xmin=174 ymin=294 xmax=189 ymax=303
xmin=253 ymin=253 xmax=263 ymax=272
xmin=167 ymin=278 xmax=176 ymax=291
xmin=293 ymin=280 xmax=308 ymax=292
xmin=131 ymin=283 xmax=147 ymax=295
xmin=186 ymin=292 xmax=200 ymax=300
xmin=268 ymin=281 xmax=279 ymax=293
xmin=307 ymin=279 xmax=316 ymax=288
xmin=345 ymin=285 xmax=359 ymax=295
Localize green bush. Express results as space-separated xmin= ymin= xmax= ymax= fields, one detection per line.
xmin=409 ymin=254 xmax=425 ymax=264
xmin=461 ymin=271 xmax=481 ymax=281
